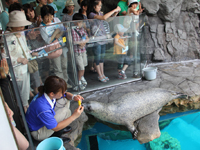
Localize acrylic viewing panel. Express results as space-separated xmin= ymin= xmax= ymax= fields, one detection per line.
xmin=2 ymin=14 xmax=146 ymax=97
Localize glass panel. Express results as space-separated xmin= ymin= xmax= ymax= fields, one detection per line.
xmin=2 ymin=14 xmax=146 ymax=96
xmin=68 ymin=14 xmax=145 ymax=91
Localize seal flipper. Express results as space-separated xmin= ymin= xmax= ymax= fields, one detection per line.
xmin=126 ymin=124 xmax=138 ymax=139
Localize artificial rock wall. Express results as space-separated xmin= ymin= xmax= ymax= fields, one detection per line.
xmin=103 ymin=0 xmax=200 ymax=62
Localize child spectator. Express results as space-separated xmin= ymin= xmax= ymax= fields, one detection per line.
xmin=128 ymin=0 xmax=143 ymax=15
xmin=35 ymin=0 xmax=47 ymax=16
xmin=47 ymin=0 xmax=58 ymax=17
xmin=114 ymin=24 xmax=131 ymax=79
xmin=72 ymin=13 xmax=89 ymax=90
xmin=62 ymin=0 xmax=75 ymax=22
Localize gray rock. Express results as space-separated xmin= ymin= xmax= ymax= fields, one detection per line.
xmin=167 ymin=42 xmax=174 ymax=55
xmin=151 ymin=33 xmax=159 ymax=48
xmin=165 ymin=22 xmax=173 ymax=33
xmin=166 ymin=34 xmax=174 ymax=42
xmin=158 ymin=0 xmax=183 ymax=22
xmin=153 ymin=47 xmax=166 ymax=60
xmin=142 ymin=0 xmax=160 ymax=15
xmin=178 ymin=29 xmax=187 ymax=40
xmin=150 ymin=24 xmax=157 ymax=33
xmin=157 ymin=24 xmax=165 ymax=45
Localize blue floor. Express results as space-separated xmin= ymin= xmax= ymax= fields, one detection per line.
xmin=77 ymin=111 xmax=200 ymax=150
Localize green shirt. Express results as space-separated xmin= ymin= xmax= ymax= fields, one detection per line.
xmin=117 ymin=1 xmax=128 ymax=16
xmin=117 ymin=0 xmax=140 ymax=16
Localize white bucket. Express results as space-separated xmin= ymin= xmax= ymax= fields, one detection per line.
xmin=142 ymin=67 xmax=157 ymax=80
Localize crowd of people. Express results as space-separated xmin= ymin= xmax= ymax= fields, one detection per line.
xmin=0 ymin=0 xmax=143 ymax=149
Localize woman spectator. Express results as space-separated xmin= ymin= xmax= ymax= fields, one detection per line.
xmin=23 ymin=3 xmax=45 ymax=97
xmin=62 ymin=0 xmax=75 ymax=22
xmin=40 ymin=5 xmax=71 ymax=88
xmin=87 ymin=0 xmax=121 ymax=82
xmin=5 ymin=11 xmax=38 ymax=113
xmin=23 ymin=4 xmax=42 ymax=28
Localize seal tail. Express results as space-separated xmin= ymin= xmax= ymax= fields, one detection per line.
xmin=171 ymin=91 xmax=188 ymax=99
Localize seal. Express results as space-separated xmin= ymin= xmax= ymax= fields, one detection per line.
xmin=83 ymin=88 xmax=185 ymax=139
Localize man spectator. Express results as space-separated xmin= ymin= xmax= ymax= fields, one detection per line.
xmin=0 ymin=0 xmax=18 ymax=31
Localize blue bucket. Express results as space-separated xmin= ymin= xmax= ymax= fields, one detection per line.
xmin=36 ymin=137 xmax=66 ymax=150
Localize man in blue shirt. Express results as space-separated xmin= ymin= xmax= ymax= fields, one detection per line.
xmin=0 ymin=0 xmax=18 ymax=31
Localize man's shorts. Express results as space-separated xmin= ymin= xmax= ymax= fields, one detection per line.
xmin=75 ymin=51 xmax=88 ymax=70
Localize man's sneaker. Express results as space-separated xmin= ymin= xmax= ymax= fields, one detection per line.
xmin=79 ymin=83 xmax=86 ymax=91
xmin=73 ymin=82 xmax=86 ymax=91
xmin=118 ymin=71 xmax=127 ymax=79
xmin=81 ymin=76 xmax=87 ymax=86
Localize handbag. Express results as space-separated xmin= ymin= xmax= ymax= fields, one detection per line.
xmin=17 ymin=37 xmax=39 ymax=74
xmin=27 ymin=60 xmax=38 ymax=74
xmin=45 ymin=39 xmax=63 ymax=59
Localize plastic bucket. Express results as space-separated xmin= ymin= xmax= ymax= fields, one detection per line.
xmin=142 ymin=67 xmax=157 ymax=80
xmin=36 ymin=137 xmax=65 ymax=150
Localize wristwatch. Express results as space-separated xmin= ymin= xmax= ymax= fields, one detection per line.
xmin=72 ymin=95 xmax=76 ymax=100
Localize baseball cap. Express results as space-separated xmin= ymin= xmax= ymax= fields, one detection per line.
xmin=114 ymin=24 xmax=129 ymax=33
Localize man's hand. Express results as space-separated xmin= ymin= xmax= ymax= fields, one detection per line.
xmin=78 ymin=43 xmax=86 ymax=49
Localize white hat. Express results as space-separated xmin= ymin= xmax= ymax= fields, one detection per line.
xmin=114 ymin=24 xmax=128 ymax=33
xmin=128 ymin=0 xmax=138 ymax=7
xmin=65 ymin=0 xmax=75 ymax=6
xmin=7 ymin=11 xmax=32 ymax=27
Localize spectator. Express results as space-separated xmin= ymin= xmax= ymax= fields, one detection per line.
xmin=25 ymin=76 xmax=84 ymax=141
xmin=78 ymin=0 xmax=96 ymax=74
xmin=4 ymin=101 xmax=29 ymax=150
xmin=62 ymin=0 xmax=75 ymax=22
xmin=47 ymin=0 xmax=58 ymax=17
xmin=114 ymin=24 xmax=131 ymax=79
xmin=72 ymin=13 xmax=89 ymax=91
xmin=5 ymin=11 xmax=38 ymax=113
xmin=117 ymin=0 xmax=128 ymax=16
xmin=77 ymin=0 xmax=83 ymax=6
xmin=35 ymin=0 xmax=47 ymax=17
xmin=23 ymin=3 xmax=42 ymax=28
xmin=127 ymin=0 xmax=143 ymax=15
xmin=23 ymin=3 xmax=44 ymax=97
xmin=9 ymin=2 xmax=24 ymax=13
xmin=40 ymin=5 xmax=72 ymax=88
xmin=87 ymin=0 xmax=121 ymax=82
xmin=0 ymin=0 xmax=18 ymax=31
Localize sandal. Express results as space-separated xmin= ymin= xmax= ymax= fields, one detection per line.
xmin=98 ymin=76 xmax=107 ymax=82
xmin=103 ymin=75 xmax=109 ymax=81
